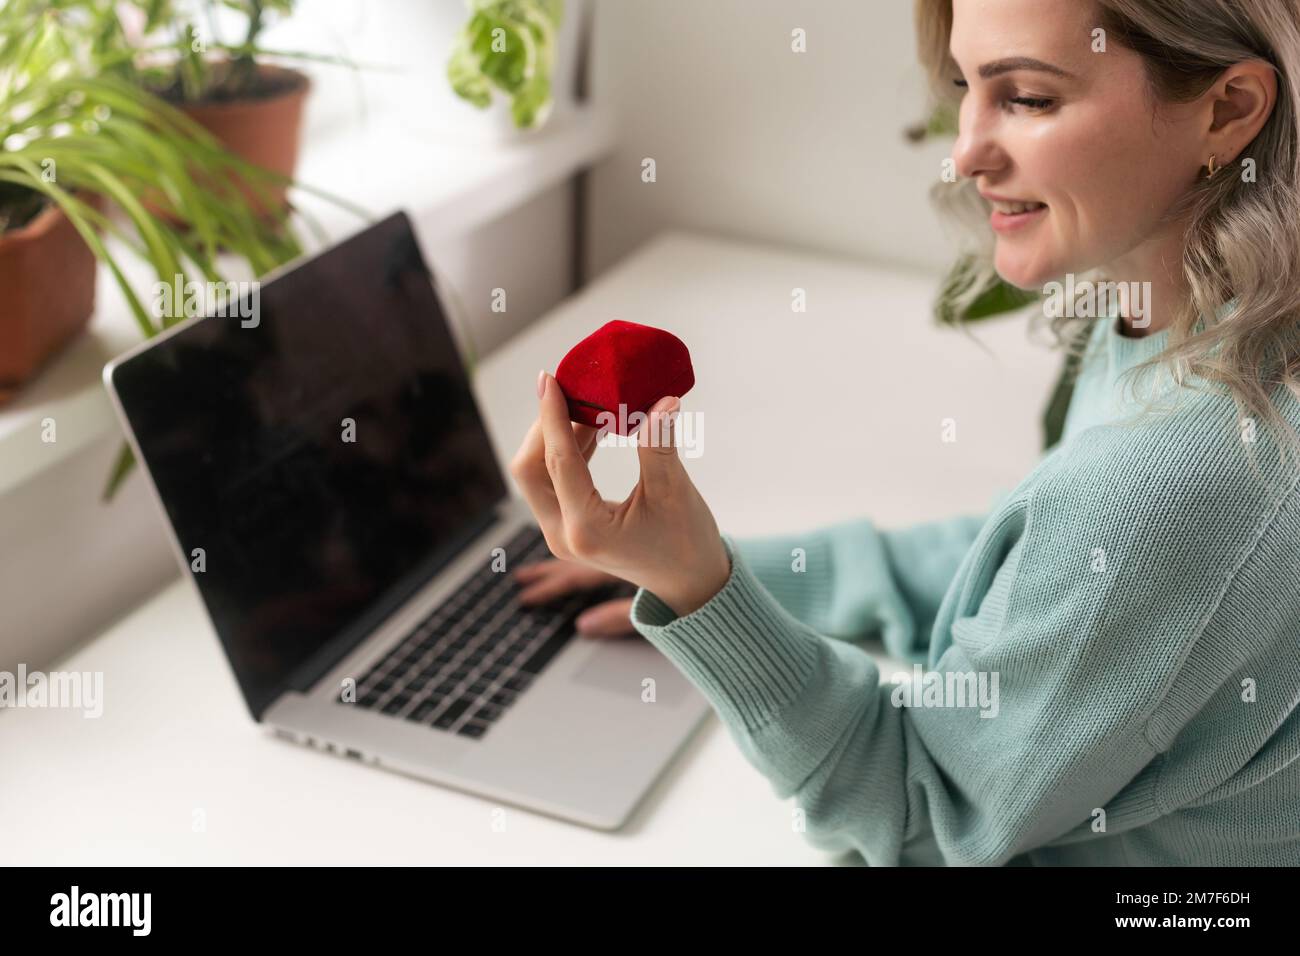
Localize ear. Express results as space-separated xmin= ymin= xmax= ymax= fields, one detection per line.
xmin=1203 ymin=59 xmax=1278 ymax=166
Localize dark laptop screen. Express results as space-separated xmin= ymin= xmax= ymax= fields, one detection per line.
xmin=110 ymin=212 xmax=508 ymax=720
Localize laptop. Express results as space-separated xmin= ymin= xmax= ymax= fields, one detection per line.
xmin=103 ymin=211 xmax=711 ymax=830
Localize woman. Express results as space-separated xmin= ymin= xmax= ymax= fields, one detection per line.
xmin=509 ymin=0 xmax=1300 ymax=865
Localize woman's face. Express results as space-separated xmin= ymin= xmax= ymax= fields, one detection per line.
xmin=949 ymin=0 xmax=1206 ymax=289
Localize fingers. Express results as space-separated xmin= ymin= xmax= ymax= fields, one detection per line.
xmin=636 ymin=395 xmax=684 ymax=489
xmin=514 ymin=558 xmax=620 ymax=605
xmin=510 ymin=418 xmax=563 ymax=536
xmin=516 ymin=577 xmax=577 ymax=606
xmin=511 ymin=372 xmax=608 ymax=561
xmin=538 ymin=372 xmax=603 ymax=543
xmin=574 ymin=598 xmax=636 ymax=638
xmin=512 ymin=562 xmax=549 ymax=583
xmin=512 ymin=417 xmax=599 ymax=504
xmin=514 ymin=561 xmax=583 ymax=605
xmin=575 ymin=421 xmax=600 ymax=463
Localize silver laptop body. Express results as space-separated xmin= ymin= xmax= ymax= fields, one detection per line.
xmin=103 ymin=211 xmax=710 ymax=830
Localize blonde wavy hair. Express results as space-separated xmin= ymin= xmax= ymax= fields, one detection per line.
xmin=916 ymin=0 xmax=1300 ymax=499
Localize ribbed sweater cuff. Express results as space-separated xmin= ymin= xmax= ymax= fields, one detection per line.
xmin=629 ymin=535 xmax=822 ymax=732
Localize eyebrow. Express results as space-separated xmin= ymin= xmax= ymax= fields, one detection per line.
xmin=973 ymin=57 xmax=1076 ymax=80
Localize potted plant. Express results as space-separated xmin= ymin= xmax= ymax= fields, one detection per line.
xmin=112 ymin=0 xmax=319 ymax=214
xmin=0 ymin=0 xmax=305 ymax=490
xmin=447 ymin=0 xmax=569 ymax=140
xmin=0 ymin=185 xmax=98 ymax=406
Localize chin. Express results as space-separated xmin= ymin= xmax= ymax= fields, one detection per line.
xmin=993 ymin=248 xmax=1054 ymax=291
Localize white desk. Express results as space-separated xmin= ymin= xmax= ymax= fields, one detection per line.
xmin=0 ymin=231 xmax=1059 ymax=864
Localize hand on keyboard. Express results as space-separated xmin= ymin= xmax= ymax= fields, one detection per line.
xmin=514 ymin=558 xmax=638 ymax=639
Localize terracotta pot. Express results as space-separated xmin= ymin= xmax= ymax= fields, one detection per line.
xmin=0 ymin=202 xmax=97 ymax=406
xmin=178 ymin=64 xmax=311 ymax=216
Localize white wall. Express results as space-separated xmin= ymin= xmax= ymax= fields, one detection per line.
xmin=424 ymin=180 xmax=577 ymax=361
xmin=583 ymin=0 xmax=959 ymax=282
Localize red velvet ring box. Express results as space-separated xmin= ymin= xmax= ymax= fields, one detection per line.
xmin=554 ymin=320 xmax=695 ymax=435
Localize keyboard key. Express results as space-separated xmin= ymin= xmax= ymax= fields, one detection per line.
xmin=418 ymin=662 xmax=446 ymax=681
xmin=474 ymin=703 xmax=505 ymax=723
xmin=433 ymin=698 xmax=471 ymax=728
xmin=518 ymin=627 xmax=572 ymax=676
xmin=335 ymin=528 xmax=561 ymax=727
xmin=409 ymin=699 xmax=437 ymax=722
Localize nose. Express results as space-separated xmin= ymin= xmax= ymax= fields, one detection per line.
xmin=951 ymin=101 xmax=1006 ymax=183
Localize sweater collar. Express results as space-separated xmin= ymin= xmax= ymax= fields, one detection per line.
xmin=1099 ymin=296 xmax=1236 ymax=377
xmin=1106 ymin=313 xmax=1174 ymax=374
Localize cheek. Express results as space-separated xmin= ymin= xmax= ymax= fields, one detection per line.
xmin=1011 ymin=106 xmax=1184 ymax=272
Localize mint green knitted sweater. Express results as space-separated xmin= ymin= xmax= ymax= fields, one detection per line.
xmin=629 ymin=313 xmax=1300 ymax=866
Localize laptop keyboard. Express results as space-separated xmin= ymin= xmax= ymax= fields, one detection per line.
xmin=342 ymin=524 xmax=636 ymax=741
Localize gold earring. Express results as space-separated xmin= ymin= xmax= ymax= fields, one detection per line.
xmin=1206 ymin=154 xmax=1220 ymax=178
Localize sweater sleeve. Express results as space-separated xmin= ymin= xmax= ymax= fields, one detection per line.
xmin=731 ymin=512 xmax=986 ymax=664
xmin=628 ymin=474 xmax=1243 ymax=866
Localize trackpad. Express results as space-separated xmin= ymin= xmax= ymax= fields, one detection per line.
xmin=570 ymin=639 xmax=691 ymax=706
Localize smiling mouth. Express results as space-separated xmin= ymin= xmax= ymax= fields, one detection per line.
xmin=989 ymin=199 xmax=1047 ymax=215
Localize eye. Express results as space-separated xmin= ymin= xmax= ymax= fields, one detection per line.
xmin=954 ymin=78 xmax=1054 ymax=111
xmin=1008 ymin=95 xmax=1054 ymax=110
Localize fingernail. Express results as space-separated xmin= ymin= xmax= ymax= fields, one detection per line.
xmin=537 ymin=370 xmax=546 ymax=399
xmin=575 ymin=612 xmax=592 ymax=630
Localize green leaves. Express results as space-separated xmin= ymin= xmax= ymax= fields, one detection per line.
xmin=0 ymin=74 xmax=305 ymax=499
xmin=448 ymin=0 xmax=564 ymax=129
xmin=933 ymin=254 xmax=1040 ymax=327
xmin=103 ymin=443 xmax=137 ymax=502
xmin=904 ymin=101 xmax=959 ymax=144
xmin=0 ymin=3 xmax=308 ymax=500
xmin=1 ymin=2 xmax=368 ymax=502
xmin=61 ymin=1 xmax=321 ymax=103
